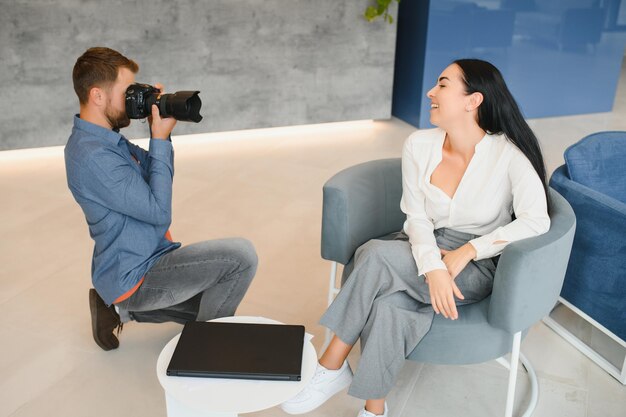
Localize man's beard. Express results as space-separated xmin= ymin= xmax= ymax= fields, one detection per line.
xmin=105 ymin=105 xmax=130 ymax=131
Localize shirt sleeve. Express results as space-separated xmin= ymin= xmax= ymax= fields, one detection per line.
xmin=125 ymin=139 xmax=150 ymax=168
xmin=469 ymin=151 xmax=550 ymax=260
xmin=125 ymin=137 xmax=175 ymax=176
xmin=81 ymin=139 xmax=174 ymax=226
xmin=399 ymin=138 xmax=447 ymax=275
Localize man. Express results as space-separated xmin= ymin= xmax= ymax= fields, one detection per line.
xmin=65 ymin=47 xmax=257 ymax=351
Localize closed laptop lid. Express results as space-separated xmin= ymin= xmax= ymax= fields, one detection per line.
xmin=166 ymin=321 xmax=305 ymax=381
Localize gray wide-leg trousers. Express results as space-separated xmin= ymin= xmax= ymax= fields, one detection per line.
xmin=117 ymin=238 xmax=258 ymax=324
xmin=319 ymin=228 xmax=498 ymax=400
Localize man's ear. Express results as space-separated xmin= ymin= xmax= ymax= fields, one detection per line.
xmin=88 ymin=86 xmax=105 ymax=107
xmin=467 ymin=92 xmax=483 ymax=111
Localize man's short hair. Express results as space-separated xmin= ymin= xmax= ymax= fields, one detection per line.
xmin=72 ymin=47 xmax=138 ymax=105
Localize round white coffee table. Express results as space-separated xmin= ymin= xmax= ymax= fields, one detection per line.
xmin=156 ymin=316 xmax=317 ymax=417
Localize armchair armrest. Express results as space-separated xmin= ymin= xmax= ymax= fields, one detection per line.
xmin=321 ymin=159 xmax=405 ymax=265
xmin=488 ymin=189 xmax=576 ymax=333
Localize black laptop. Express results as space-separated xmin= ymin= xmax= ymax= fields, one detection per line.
xmin=166 ymin=321 xmax=305 ymax=381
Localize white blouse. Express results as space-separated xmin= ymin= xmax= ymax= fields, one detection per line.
xmin=400 ymin=128 xmax=550 ymax=275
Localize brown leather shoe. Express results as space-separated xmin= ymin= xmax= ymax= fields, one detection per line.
xmin=89 ymin=289 xmax=123 ymax=351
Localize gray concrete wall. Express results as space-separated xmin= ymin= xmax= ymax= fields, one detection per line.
xmin=0 ymin=0 xmax=398 ymax=150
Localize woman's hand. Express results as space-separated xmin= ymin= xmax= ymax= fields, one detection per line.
xmin=440 ymin=243 xmax=477 ymax=279
xmin=425 ymin=269 xmax=464 ymax=320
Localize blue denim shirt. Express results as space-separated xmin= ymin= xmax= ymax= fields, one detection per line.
xmin=65 ymin=116 xmax=180 ymax=305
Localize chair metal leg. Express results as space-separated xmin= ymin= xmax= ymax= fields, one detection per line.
xmin=519 ymin=352 xmax=539 ymax=417
xmin=543 ymin=297 xmax=626 ymax=385
xmin=505 ymin=332 xmax=521 ymax=417
xmin=498 ymin=332 xmax=538 ymax=417
xmin=326 ymin=261 xmax=339 ymax=307
xmin=324 ymin=262 xmax=340 ymax=349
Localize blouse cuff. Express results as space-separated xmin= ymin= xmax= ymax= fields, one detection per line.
xmin=415 ymin=251 xmax=447 ymax=276
xmin=469 ymin=231 xmax=508 ymax=260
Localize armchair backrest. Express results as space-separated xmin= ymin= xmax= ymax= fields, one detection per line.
xmin=564 ymin=131 xmax=626 ymax=204
xmin=488 ymin=189 xmax=576 ymax=333
xmin=321 ymin=159 xmax=405 ymax=264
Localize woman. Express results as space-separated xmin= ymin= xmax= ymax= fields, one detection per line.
xmin=282 ymin=59 xmax=551 ymax=417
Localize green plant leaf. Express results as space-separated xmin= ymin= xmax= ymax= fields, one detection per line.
xmin=364 ymin=0 xmax=397 ymax=24
xmin=364 ymin=6 xmax=378 ymax=22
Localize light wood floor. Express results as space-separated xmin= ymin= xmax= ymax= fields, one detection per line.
xmin=2 ymin=65 xmax=626 ymax=417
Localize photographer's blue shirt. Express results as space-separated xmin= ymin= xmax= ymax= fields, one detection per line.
xmin=65 ymin=115 xmax=180 ymax=305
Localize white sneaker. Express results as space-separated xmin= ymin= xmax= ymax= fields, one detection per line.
xmin=356 ymin=402 xmax=388 ymax=417
xmin=280 ymin=360 xmax=353 ymax=415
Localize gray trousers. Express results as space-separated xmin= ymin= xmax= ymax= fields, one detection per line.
xmin=319 ymin=228 xmax=498 ymax=400
xmin=116 ymin=238 xmax=257 ymax=324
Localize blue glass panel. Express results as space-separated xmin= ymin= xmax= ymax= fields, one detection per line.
xmin=393 ymin=0 xmax=626 ymax=128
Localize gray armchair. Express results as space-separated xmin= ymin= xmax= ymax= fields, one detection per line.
xmin=321 ymin=159 xmax=576 ymax=417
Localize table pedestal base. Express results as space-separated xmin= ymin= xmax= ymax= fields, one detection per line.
xmin=166 ymin=393 xmax=238 ymax=417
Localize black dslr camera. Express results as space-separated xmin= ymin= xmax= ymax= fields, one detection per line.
xmin=125 ymin=83 xmax=203 ymax=123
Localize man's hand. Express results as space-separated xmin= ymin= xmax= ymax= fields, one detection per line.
xmin=440 ymin=242 xmax=477 ymax=280
xmin=150 ymin=105 xmax=177 ymax=140
xmin=425 ymin=269 xmax=464 ymax=320
xmin=150 ymin=83 xmax=177 ymax=140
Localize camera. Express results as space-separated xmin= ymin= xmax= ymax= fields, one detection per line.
xmin=125 ymin=83 xmax=203 ymax=123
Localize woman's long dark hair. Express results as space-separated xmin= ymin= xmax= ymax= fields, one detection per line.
xmin=454 ymin=58 xmax=550 ymax=211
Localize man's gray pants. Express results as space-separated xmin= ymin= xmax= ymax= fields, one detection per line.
xmin=117 ymin=238 xmax=257 ymax=324
xmin=319 ymin=228 xmax=498 ymax=400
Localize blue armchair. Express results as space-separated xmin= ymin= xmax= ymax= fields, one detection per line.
xmin=547 ymin=131 xmax=626 ymax=384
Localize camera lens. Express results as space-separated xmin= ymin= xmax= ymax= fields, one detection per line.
xmin=126 ymin=83 xmax=202 ymax=123
xmin=159 ymin=91 xmax=203 ymax=123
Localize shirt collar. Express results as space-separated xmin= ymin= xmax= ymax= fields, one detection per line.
xmin=474 ymin=133 xmax=489 ymax=153
xmin=73 ymin=114 xmax=123 ymax=145
xmin=476 ymin=131 xmax=507 ymax=154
